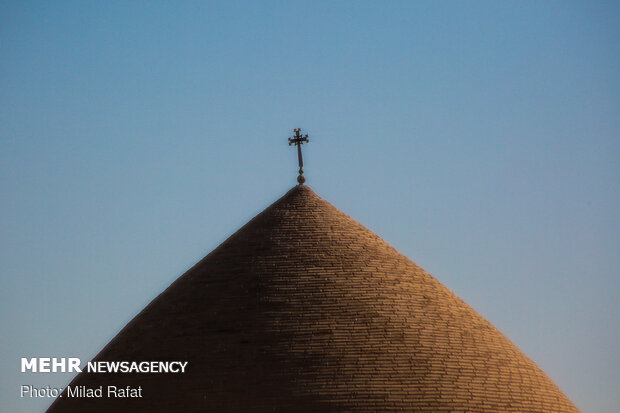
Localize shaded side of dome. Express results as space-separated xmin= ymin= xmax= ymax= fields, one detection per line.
xmin=47 ymin=185 xmax=579 ymax=412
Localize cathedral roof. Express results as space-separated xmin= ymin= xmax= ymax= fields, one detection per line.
xmin=48 ymin=185 xmax=578 ymax=412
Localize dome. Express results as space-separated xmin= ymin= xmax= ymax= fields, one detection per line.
xmin=47 ymin=185 xmax=578 ymax=412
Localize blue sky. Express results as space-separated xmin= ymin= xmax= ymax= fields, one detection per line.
xmin=1 ymin=1 xmax=618 ymax=412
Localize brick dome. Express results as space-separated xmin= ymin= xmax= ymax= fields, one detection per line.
xmin=48 ymin=185 xmax=579 ymax=412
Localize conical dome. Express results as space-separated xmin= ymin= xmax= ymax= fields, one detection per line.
xmin=48 ymin=185 xmax=578 ymax=412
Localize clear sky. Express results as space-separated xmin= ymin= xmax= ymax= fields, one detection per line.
xmin=1 ymin=1 xmax=618 ymax=412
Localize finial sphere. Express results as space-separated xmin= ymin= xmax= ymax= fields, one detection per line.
xmin=297 ymin=174 xmax=306 ymax=185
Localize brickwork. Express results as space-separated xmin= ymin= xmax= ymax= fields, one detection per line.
xmin=48 ymin=185 xmax=579 ymax=412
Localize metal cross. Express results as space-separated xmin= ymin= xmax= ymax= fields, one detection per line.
xmin=288 ymin=128 xmax=309 ymax=184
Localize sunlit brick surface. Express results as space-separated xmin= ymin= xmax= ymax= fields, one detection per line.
xmin=48 ymin=185 xmax=579 ymax=412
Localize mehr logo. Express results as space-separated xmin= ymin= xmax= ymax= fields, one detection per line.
xmin=21 ymin=358 xmax=82 ymax=373
xmin=21 ymin=357 xmax=189 ymax=373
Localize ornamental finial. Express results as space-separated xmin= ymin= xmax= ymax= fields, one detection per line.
xmin=288 ymin=128 xmax=309 ymax=185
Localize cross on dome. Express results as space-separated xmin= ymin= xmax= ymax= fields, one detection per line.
xmin=288 ymin=128 xmax=309 ymax=184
